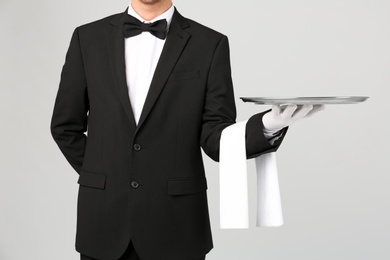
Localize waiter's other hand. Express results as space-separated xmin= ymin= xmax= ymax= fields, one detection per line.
xmin=262 ymin=104 xmax=325 ymax=131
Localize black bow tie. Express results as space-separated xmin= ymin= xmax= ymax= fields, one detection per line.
xmin=123 ymin=14 xmax=168 ymax=40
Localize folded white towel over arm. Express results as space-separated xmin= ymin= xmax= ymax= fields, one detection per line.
xmin=219 ymin=120 xmax=283 ymax=228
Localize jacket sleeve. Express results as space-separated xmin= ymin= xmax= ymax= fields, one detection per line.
xmin=200 ymin=35 xmax=236 ymax=161
xmin=50 ymin=27 xmax=89 ymax=174
xmin=200 ymin=35 xmax=288 ymax=162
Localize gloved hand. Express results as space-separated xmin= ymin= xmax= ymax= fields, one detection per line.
xmin=262 ymin=104 xmax=325 ymax=131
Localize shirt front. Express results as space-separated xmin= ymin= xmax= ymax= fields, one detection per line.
xmin=124 ymin=2 xmax=175 ymax=125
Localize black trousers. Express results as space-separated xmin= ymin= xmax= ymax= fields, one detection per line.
xmin=80 ymin=241 xmax=206 ymax=260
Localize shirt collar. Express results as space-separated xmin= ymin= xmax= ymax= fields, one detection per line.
xmin=127 ymin=2 xmax=175 ymax=28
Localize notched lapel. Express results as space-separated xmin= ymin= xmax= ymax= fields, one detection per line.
xmin=106 ymin=8 xmax=137 ymax=129
xmin=136 ymin=9 xmax=191 ymax=131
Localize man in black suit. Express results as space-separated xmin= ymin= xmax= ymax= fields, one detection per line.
xmin=50 ymin=0 xmax=322 ymax=259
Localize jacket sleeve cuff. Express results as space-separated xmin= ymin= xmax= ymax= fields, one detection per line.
xmin=245 ymin=110 xmax=288 ymax=159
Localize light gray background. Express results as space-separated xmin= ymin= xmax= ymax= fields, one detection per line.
xmin=1 ymin=0 xmax=389 ymax=259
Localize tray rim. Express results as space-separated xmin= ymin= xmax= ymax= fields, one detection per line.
xmin=240 ymin=96 xmax=369 ymax=105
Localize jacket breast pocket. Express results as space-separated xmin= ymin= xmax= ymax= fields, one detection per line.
xmin=77 ymin=169 xmax=106 ymax=190
xmin=167 ymin=176 xmax=207 ymax=196
xmin=167 ymin=70 xmax=200 ymax=81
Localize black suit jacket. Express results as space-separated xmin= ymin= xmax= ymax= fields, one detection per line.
xmin=50 ymin=7 xmax=287 ymax=260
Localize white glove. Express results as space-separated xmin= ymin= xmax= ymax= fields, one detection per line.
xmin=262 ymin=104 xmax=325 ymax=131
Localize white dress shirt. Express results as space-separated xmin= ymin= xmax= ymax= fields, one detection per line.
xmin=125 ymin=2 xmax=174 ymax=125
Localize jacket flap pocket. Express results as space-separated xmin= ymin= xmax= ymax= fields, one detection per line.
xmin=77 ymin=170 xmax=106 ymax=189
xmin=168 ymin=70 xmax=200 ymax=81
xmin=167 ymin=176 xmax=207 ymax=195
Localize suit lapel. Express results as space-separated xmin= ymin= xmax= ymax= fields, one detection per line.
xmin=136 ymin=8 xmax=191 ymax=131
xmin=106 ymin=8 xmax=137 ymax=129
xmin=106 ymin=8 xmax=190 ymax=132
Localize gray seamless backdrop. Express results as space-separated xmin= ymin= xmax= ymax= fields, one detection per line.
xmin=1 ymin=0 xmax=389 ymax=259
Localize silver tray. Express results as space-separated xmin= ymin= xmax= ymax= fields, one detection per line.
xmin=240 ymin=96 xmax=369 ymax=105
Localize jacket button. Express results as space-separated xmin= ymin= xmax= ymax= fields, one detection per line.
xmin=130 ymin=181 xmax=139 ymax=189
xmin=133 ymin=144 xmax=142 ymax=151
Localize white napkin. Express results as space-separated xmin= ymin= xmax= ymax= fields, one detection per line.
xmin=255 ymin=152 xmax=283 ymax=227
xmin=220 ymin=121 xmax=249 ymax=228
xmin=219 ymin=121 xmax=283 ymax=228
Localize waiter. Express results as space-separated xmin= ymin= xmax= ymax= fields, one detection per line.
xmin=50 ymin=0 xmax=323 ymax=259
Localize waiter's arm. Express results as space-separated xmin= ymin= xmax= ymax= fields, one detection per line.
xmin=199 ymin=35 xmax=287 ymax=161
xmin=50 ymin=27 xmax=89 ymax=174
